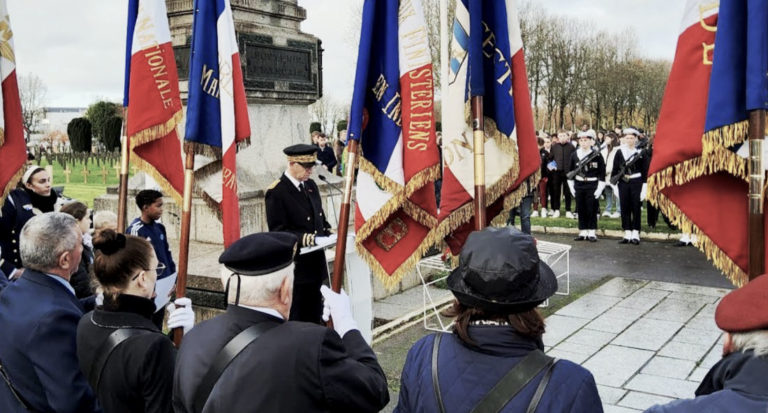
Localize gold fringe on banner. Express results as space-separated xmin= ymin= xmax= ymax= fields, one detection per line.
xmin=0 ymin=127 xmax=5 ymax=147
xmin=129 ymin=151 xmax=183 ymax=207
xmin=0 ymin=166 xmax=24 ymax=207
xmin=402 ymin=199 xmax=439 ymax=228
xmin=128 ymin=110 xmax=184 ymax=149
xmin=652 ymin=189 xmax=747 ymax=286
xmin=701 ymin=119 xmax=749 ymax=156
xmin=184 ymin=141 xmax=222 ymax=159
xmin=355 ymin=157 xmax=441 ymax=241
xmin=356 ymin=225 xmax=445 ymax=290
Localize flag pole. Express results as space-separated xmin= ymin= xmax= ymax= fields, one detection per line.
xmin=117 ymin=109 xmax=130 ymax=233
xmin=747 ymin=109 xmax=766 ymax=280
xmin=172 ymin=148 xmax=195 ymax=346
xmin=472 ymin=96 xmax=486 ymax=230
xmin=330 ymin=139 xmax=358 ymax=293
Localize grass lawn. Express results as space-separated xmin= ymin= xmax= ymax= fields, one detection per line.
xmin=36 ymin=156 xmax=133 ymax=207
xmin=510 ymin=197 xmax=678 ymax=234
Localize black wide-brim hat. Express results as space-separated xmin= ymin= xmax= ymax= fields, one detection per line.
xmin=447 ymin=227 xmax=557 ymax=314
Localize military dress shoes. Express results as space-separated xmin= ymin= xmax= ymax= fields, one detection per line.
xmin=675 ymin=241 xmax=692 ymax=247
xmin=619 ymin=238 xmax=630 ymax=244
xmin=574 ymin=235 xmax=586 ymax=241
xmin=630 ymin=239 xmax=640 ymax=245
xmin=588 ymin=236 xmax=598 ymax=242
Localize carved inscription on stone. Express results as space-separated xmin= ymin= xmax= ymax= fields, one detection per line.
xmin=245 ymin=45 xmax=311 ymax=82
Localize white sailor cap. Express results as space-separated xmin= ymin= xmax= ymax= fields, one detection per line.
xmin=622 ymin=127 xmax=641 ymax=136
xmin=22 ymin=165 xmax=45 ymax=184
xmin=577 ymin=129 xmax=596 ymax=139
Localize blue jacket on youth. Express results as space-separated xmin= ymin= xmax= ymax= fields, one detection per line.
xmin=0 ymin=269 xmax=101 ymax=413
xmin=127 ymin=218 xmax=176 ymax=279
xmin=395 ymin=327 xmax=603 ymax=413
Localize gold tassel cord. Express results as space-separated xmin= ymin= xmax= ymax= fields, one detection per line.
xmin=127 ymin=110 xmax=184 ymax=150
xmin=652 ymin=190 xmax=748 ymax=287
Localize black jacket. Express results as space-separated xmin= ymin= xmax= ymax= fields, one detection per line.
xmin=0 ymin=188 xmax=56 ymax=275
xmin=77 ymin=294 xmax=176 ymax=413
xmin=69 ymin=243 xmax=94 ymax=298
xmin=550 ymin=142 xmax=575 ymax=172
xmin=265 ymin=174 xmax=331 ymax=248
xmin=172 ymin=306 xmax=390 ymax=413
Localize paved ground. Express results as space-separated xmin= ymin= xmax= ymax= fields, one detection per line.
xmin=372 ymin=235 xmax=736 ymax=412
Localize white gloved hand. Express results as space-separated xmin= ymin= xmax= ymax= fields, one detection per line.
xmin=315 ymin=233 xmax=338 ymax=247
xmin=320 ymin=285 xmax=358 ymax=338
xmin=166 ymin=297 xmax=195 ymax=335
xmin=567 ymin=181 xmax=576 ymax=198
xmin=640 ymin=183 xmax=648 ymax=201
xmin=594 ymin=182 xmax=606 ymax=200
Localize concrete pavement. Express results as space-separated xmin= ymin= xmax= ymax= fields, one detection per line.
xmin=372 ymin=235 xmax=736 ymax=412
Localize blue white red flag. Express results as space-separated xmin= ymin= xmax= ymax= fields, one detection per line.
xmin=123 ymin=0 xmax=185 ymax=206
xmin=184 ymin=0 xmax=250 ymax=248
xmin=347 ymin=0 xmax=440 ymax=287
xmin=0 ymin=0 xmax=25 ymax=205
xmin=649 ymin=0 xmax=768 ymax=285
xmin=438 ymin=0 xmax=539 ymax=254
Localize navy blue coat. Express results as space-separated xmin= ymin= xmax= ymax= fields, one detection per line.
xmin=0 ymin=188 xmax=35 ymax=276
xmin=395 ymin=327 xmax=602 ymax=413
xmin=644 ymin=351 xmax=768 ymax=413
xmin=0 ymin=269 xmax=101 ymax=413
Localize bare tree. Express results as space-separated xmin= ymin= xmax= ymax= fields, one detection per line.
xmin=18 ymin=73 xmax=47 ymax=142
xmin=308 ymin=95 xmax=346 ymax=136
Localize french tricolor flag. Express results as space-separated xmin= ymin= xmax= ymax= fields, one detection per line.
xmin=0 ymin=0 xmax=25 ymax=205
xmin=184 ymin=0 xmax=251 ymax=248
xmin=124 ymin=0 xmax=185 ymax=206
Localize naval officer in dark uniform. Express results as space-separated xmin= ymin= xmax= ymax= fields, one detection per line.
xmin=172 ymin=232 xmax=389 ymax=413
xmin=567 ymin=129 xmax=606 ymax=242
xmin=612 ymin=128 xmax=650 ymax=245
xmin=265 ymin=144 xmax=333 ymax=324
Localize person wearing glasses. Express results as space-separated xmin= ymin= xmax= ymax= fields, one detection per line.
xmin=127 ymin=189 xmax=178 ymax=327
xmin=76 ymin=229 xmax=194 ymax=413
xmin=265 ymin=144 xmax=334 ymax=324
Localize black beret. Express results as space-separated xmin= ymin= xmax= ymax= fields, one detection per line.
xmin=284 ymin=144 xmax=318 ymax=163
xmin=219 ymin=232 xmax=298 ymax=276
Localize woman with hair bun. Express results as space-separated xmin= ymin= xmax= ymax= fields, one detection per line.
xmin=76 ymin=229 xmax=194 ymax=413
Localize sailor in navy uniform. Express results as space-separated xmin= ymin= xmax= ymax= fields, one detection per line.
xmin=265 ymin=144 xmax=333 ymax=324
xmin=567 ymin=130 xmax=606 ymax=242
xmin=613 ymin=128 xmax=650 ymax=245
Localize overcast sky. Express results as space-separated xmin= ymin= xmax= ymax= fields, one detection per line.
xmin=6 ymin=0 xmax=681 ymax=108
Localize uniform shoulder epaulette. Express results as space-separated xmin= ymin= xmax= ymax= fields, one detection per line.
xmin=266 ymin=179 xmax=280 ymax=192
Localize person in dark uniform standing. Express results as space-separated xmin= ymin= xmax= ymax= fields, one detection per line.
xmin=612 ymin=128 xmax=650 ymax=245
xmin=549 ymin=130 xmax=576 ymax=218
xmin=172 ymin=232 xmax=389 ymax=413
xmin=265 ymin=144 xmax=334 ymax=324
xmin=567 ymin=130 xmax=606 ymax=242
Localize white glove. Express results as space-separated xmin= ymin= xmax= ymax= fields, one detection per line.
xmin=640 ymin=183 xmax=648 ymax=201
xmin=567 ymin=180 xmax=576 ymax=198
xmin=594 ymin=182 xmax=606 ymax=199
xmin=167 ymin=297 xmax=195 ymax=335
xmin=320 ymin=285 xmax=358 ymax=338
xmin=315 ymin=233 xmax=338 ymax=247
